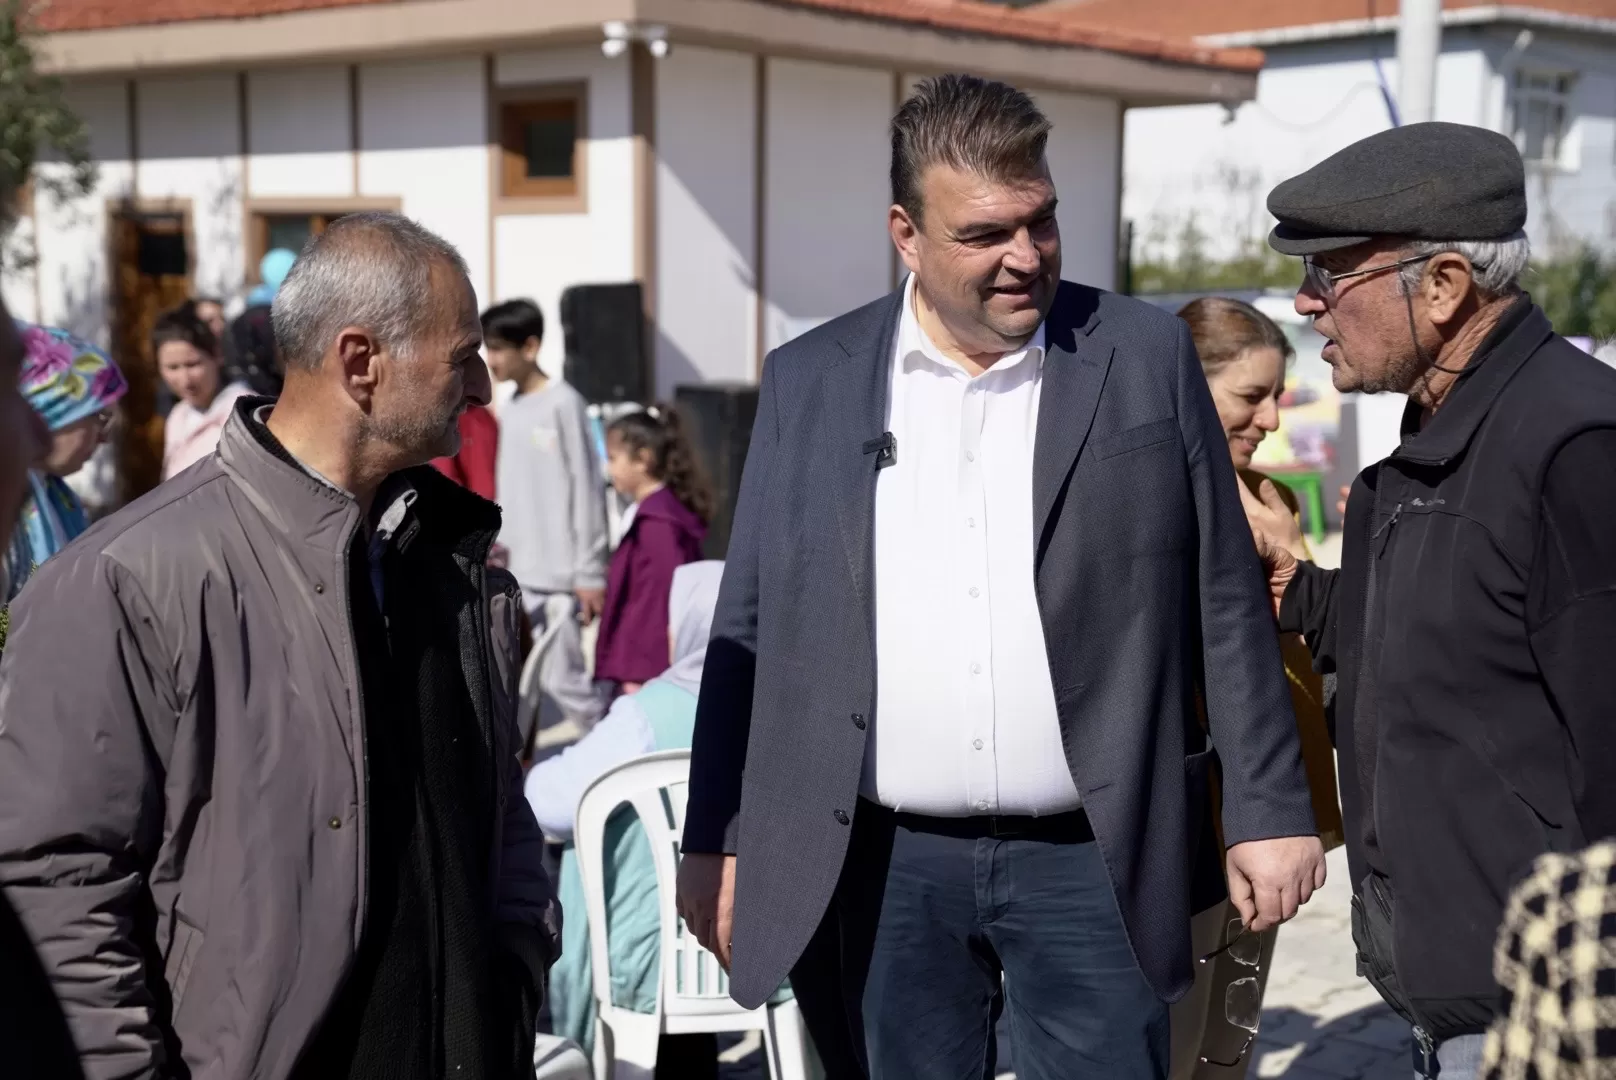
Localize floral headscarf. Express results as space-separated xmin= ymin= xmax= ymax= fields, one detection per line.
xmin=3 ymin=324 xmax=128 ymax=602
xmin=18 ymin=322 xmax=127 ymax=432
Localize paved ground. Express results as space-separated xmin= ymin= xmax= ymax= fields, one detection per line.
xmin=1249 ymin=845 xmax=1409 ymax=1080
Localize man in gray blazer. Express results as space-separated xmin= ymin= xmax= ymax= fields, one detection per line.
xmin=676 ymin=75 xmax=1325 ymax=1079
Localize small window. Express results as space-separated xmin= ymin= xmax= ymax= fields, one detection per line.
xmin=1512 ymin=69 xmax=1576 ymax=167
xmin=250 ymin=212 xmax=349 ymax=278
xmin=500 ymin=93 xmax=582 ymax=199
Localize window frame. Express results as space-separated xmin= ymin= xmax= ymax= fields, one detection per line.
xmin=1510 ymin=67 xmax=1578 ymax=170
xmin=491 ymin=81 xmax=588 ymax=214
xmin=243 ymin=197 xmax=403 ymax=283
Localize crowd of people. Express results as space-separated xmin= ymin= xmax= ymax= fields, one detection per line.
xmin=0 ymin=71 xmax=1613 ymax=1080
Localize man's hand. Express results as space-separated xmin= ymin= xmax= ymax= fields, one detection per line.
xmin=1336 ymin=483 xmax=1352 ymax=519
xmin=574 ymin=587 xmax=605 ymax=625
xmin=487 ymin=543 xmax=510 ymax=570
xmin=676 ymin=853 xmax=736 ymax=970
xmin=1225 ymin=836 xmax=1326 ymax=932
xmin=1238 ymin=480 xmax=1304 ymax=616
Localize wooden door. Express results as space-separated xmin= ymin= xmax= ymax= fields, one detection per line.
xmin=110 ymin=209 xmax=191 ymax=505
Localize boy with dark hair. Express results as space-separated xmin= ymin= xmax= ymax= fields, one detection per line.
xmin=155 ymin=303 xmax=250 ymax=480
xmin=484 ymin=298 xmax=608 ymax=732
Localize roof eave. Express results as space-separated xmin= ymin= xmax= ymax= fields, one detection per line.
xmin=35 ymin=0 xmax=1259 ymax=107
xmin=1199 ymin=5 xmax=1616 ymax=49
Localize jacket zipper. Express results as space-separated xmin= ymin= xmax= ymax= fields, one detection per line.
xmin=1352 ymin=487 xmax=1401 ymax=865
xmin=333 ymin=524 xmax=369 ymax=955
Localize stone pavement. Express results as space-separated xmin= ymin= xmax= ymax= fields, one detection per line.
xmin=1250 ymin=845 xmax=1409 ymax=1080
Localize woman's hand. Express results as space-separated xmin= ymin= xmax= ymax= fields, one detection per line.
xmin=1240 ymin=478 xmax=1309 ymax=564
xmin=1239 ymin=479 xmax=1307 ymax=617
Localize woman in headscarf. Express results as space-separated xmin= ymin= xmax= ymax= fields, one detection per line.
xmin=3 ymin=323 xmax=127 ymax=603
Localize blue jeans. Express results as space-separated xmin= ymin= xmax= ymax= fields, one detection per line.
xmin=1414 ymin=1031 xmax=1485 ymax=1079
xmin=791 ymin=802 xmax=1169 ymax=1080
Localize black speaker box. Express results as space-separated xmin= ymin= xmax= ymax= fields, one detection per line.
xmin=674 ymin=382 xmax=759 ymax=560
xmin=560 ymin=282 xmax=650 ymax=405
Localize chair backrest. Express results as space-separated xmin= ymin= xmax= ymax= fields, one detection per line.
xmin=514 ymin=603 xmax=569 ymax=755
xmin=573 ymin=749 xmax=740 ymax=1021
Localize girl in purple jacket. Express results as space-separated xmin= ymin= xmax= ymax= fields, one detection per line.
xmin=595 ymin=406 xmax=712 ymax=694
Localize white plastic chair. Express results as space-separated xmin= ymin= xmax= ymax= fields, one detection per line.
xmin=516 ymin=598 xmax=571 ymax=754
xmin=574 ymin=749 xmax=813 ymax=1080
xmin=532 ymin=1032 xmax=592 ymax=1080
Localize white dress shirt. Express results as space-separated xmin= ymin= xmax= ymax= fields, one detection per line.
xmin=861 ymin=276 xmax=1080 ymax=818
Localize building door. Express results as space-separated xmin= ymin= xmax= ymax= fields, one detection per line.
xmin=110 ymin=207 xmax=191 ymax=505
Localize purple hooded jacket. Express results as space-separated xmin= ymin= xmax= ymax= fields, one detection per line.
xmin=595 ymin=486 xmax=707 ymax=685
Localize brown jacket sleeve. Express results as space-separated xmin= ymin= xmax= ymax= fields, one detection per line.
xmin=0 ymin=549 xmax=174 ymax=1078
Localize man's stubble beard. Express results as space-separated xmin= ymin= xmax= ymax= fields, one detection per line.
xmin=364 ymin=401 xmax=461 ymax=466
xmin=1355 ymin=348 xmax=1427 ymax=396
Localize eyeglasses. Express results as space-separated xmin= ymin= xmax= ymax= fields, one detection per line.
xmin=1197 ymin=918 xmax=1263 ymax=1068
xmin=1303 ymin=253 xmax=1435 ymax=299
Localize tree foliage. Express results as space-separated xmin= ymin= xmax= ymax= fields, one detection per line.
xmin=1129 ymin=212 xmax=1301 ymax=295
xmin=1131 ymin=215 xmax=1616 ymax=346
xmin=0 ymin=0 xmax=93 ymax=224
xmin=1528 ymin=247 xmax=1616 ymax=341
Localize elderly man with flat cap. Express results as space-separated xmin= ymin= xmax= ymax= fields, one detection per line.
xmin=1242 ymin=121 xmax=1616 ymax=1080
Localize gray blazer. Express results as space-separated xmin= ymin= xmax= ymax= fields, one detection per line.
xmin=684 ymin=282 xmax=1316 ymax=1009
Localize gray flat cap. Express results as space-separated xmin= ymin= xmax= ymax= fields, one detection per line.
xmin=1267 ymin=121 xmax=1526 ymax=256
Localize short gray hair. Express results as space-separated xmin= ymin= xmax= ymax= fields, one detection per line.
xmin=1399 ymin=231 xmax=1532 ymax=299
xmin=891 ymin=74 xmax=1050 ymax=225
xmin=272 ymin=211 xmax=469 ymax=371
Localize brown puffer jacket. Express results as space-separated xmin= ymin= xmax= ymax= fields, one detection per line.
xmin=0 ymin=403 xmax=559 ymax=1079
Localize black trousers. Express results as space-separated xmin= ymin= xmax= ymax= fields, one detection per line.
xmin=791 ymin=801 xmax=1169 ymax=1080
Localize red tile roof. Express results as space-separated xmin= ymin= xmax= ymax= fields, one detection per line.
xmin=1036 ymin=0 xmax=1616 ymax=41
xmin=773 ymin=0 xmax=1262 ymax=71
xmin=30 ymin=0 xmax=1263 ymax=73
xmin=31 ymin=0 xmax=393 ymax=33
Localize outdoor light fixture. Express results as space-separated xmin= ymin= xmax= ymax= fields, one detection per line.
xmin=601 ymin=21 xmax=670 ymax=58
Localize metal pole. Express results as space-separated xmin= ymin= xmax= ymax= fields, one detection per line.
xmin=1396 ymin=0 xmax=1443 ymax=125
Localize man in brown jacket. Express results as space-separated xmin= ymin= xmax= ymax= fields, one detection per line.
xmin=0 ymin=295 xmax=84 ymax=1079
xmin=0 ymin=212 xmax=560 ymax=1079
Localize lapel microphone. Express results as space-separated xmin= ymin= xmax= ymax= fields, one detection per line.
xmin=862 ymin=432 xmax=898 ymax=470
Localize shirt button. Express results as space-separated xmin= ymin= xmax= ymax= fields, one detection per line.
xmin=971 ymin=662 xmax=982 ymax=675
xmin=965 ymin=450 xmax=976 ymax=462
xmin=973 ymin=739 xmax=984 ymax=750
xmin=314 ymin=583 xmax=325 ymax=595
xmin=833 ymin=809 xmax=850 ymax=825
xmin=851 ymin=713 xmax=867 ymax=730
xmin=968 ymin=587 xmax=980 ymax=598
xmin=328 ymin=816 xmax=342 ymax=829
xmin=976 ymin=800 xmax=989 ymax=811
xmin=967 ymin=517 xmax=976 ymax=528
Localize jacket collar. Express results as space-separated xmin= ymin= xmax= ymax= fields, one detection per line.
xmin=215 ymin=396 xmax=501 ymax=559
xmin=217 ymin=397 xmax=362 ymax=557
xmin=1393 ymin=295 xmax=1552 ymax=467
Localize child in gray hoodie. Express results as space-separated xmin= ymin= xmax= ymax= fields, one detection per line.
xmin=483 ymin=299 xmax=608 ymax=731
